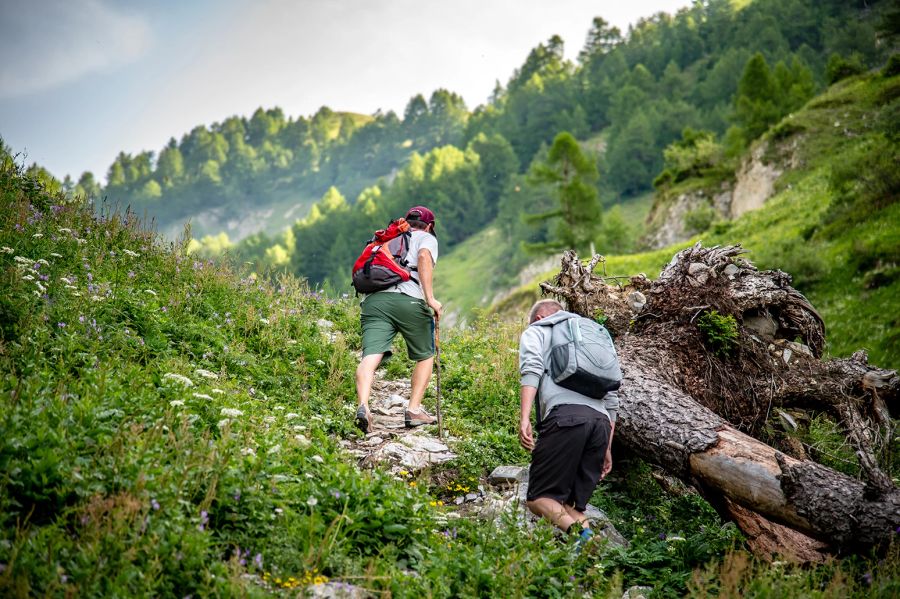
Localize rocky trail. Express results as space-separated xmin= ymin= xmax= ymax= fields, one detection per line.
xmin=338 ymin=369 xmax=628 ymax=545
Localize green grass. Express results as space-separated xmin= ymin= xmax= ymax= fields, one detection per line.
xmin=2 ymin=136 xmax=897 ymax=596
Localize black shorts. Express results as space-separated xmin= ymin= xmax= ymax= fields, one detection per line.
xmin=526 ymin=404 xmax=611 ymax=512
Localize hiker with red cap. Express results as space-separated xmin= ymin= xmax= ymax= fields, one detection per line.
xmin=352 ymin=206 xmax=442 ymax=432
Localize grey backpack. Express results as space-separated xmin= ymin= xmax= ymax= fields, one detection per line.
xmin=545 ymin=315 xmax=622 ymax=398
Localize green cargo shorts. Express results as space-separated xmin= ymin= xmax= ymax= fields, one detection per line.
xmin=361 ymin=292 xmax=435 ymax=361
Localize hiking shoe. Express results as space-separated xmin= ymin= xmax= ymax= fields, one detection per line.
xmin=573 ymin=528 xmax=595 ymax=555
xmin=404 ymin=408 xmax=436 ymax=428
xmin=355 ymin=404 xmax=373 ymax=434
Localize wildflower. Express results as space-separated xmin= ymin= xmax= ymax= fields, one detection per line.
xmin=50 ymin=252 xmax=62 ymax=258
xmin=58 ymin=227 xmax=72 ymax=234
xmin=220 ymin=408 xmax=243 ymax=417
xmin=169 ymin=400 xmax=185 ymax=407
xmin=127 ymin=270 xmax=135 ymax=278
xmin=32 ymin=233 xmax=43 ymax=238
xmin=311 ymin=454 xmax=324 ymax=464
xmin=151 ymin=498 xmax=160 ymax=511
xmin=144 ymin=289 xmax=157 ymax=296
xmin=241 ymin=447 xmax=256 ymax=456
xmin=307 ymin=496 xmax=318 ymax=507
xmin=198 ymin=510 xmax=208 ymax=531
xmin=192 ymin=393 xmax=213 ymax=401
xmin=0 ymin=246 xmax=13 ymax=254
xmin=294 ymin=434 xmax=310 ymax=447
xmin=254 ymin=553 xmax=263 ymax=570
xmin=217 ymin=418 xmax=230 ymax=428
xmin=162 ymin=373 xmax=194 ymax=387
xmin=37 ymin=258 xmax=49 ymax=266
xmin=195 ymin=368 xmax=218 ymax=379
xmin=409 ymin=482 xmax=417 ymax=487
xmin=315 ymin=359 xmax=326 ymax=366
xmin=259 ymin=317 xmax=270 ymax=324
xmin=14 ymin=256 xmax=32 ymax=266
xmin=22 ymin=274 xmax=35 ymax=281
xmin=57 ymin=322 xmax=66 ymax=328
xmin=263 ymin=416 xmax=276 ymax=424
xmin=211 ymin=388 xmax=224 ymax=394
xmin=285 ymin=412 xmax=299 ymax=420
xmin=668 ymin=536 xmax=686 ymax=542
xmin=123 ymin=249 xmax=139 ymax=257
xmin=76 ymin=238 xmax=87 ymax=244
xmin=273 ymin=405 xmax=285 ymax=411
xmin=267 ymin=444 xmax=281 ymax=455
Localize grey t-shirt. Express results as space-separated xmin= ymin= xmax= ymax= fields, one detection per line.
xmin=379 ymin=230 xmax=438 ymax=301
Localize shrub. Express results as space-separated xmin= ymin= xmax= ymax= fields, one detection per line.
xmin=697 ymin=310 xmax=739 ymax=357
xmin=826 ymin=53 xmax=866 ymax=84
xmin=683 ymin=204 xmax=719 ymax=235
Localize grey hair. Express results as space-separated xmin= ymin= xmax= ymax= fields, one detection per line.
xmin=528 ymin=299 xmax=563 ymax=324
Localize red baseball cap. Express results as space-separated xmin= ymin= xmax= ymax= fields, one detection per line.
xmin=406 ymin=206 xmax=436 ymax=231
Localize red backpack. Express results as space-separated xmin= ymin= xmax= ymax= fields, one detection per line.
xmin=351 ymin=218 xmax=418 ymax=294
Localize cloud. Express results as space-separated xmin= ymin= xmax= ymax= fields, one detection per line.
xmin=0 ymin=0 xmax=152 ymax=98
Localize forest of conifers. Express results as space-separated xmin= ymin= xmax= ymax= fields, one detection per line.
xmin=26 ymin=0 xmax=894 ymax=292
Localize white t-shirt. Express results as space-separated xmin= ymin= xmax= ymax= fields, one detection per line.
xmin=382 ymin=229 xmax=438 ymax=300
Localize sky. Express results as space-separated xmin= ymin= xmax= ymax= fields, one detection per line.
xmin=0 ymin=0 xmax=690 ymax=182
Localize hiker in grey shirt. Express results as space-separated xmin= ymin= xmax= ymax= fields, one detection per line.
xmin=518 ymin=299 xmax=619 ymax=548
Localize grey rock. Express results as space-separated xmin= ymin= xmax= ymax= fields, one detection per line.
xmin=783 ymin=339 xmax=813 ymax=357
xmin=454 ymin=496 xmax=465 ymax=505
xmin=305 ymin=581 xmax=368 ymax=598
xmin=401 ymin=435 xmax=450 ymax=454
xmin=627 ymin=291 xmax=647 ymax=313
xmin=387 ymin=394 xmax=407 ymax=408
xmin=723 ymin=263 xmax=740 ymax=277
xmin=372 ymin=406 xmax=394 ymax=416
xmin=362 ymin=436 xmax=384 ymax=446
xmin=622 ymin=586 xmax=653 ymax=599
xmin=744 ymin=314 xmax=777 ymax=339
xmin=488 ymin=465 xmax=528 ymax=485
xmin=782 ymin=348 xmax=793 ymax=364
xmin=465 ymin=493 xmax=479 ymax=502
xmin=688 ymin=262 xmax=709 ymax=276
xmin=777 ymin=410 xmax=798 ymax=432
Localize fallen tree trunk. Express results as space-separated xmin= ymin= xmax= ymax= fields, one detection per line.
xmin=542 ymin=244 xmax=900 ymax=554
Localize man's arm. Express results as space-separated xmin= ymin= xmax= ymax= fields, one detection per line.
xmin=601 ymin=421 xmax=614 ymax=479
xmin=519 ymin=385 xmax=537 ymax=451
xmin=417 ymin=248 xmax=442 ymax=321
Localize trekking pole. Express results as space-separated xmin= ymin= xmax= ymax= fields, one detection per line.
xmin=435 ymin=319 xmax=443 ymax=439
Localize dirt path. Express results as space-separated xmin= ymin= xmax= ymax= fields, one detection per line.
xmin=339 ymin=372 xmax=457 ymax=475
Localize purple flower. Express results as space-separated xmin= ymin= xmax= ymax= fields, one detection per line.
xmin=233 ymin=490 xmax=241 ymax=502
xmin=39 ymin=274 xmax=48 ymax=281
xmin=60 ymin=574 xmax=67 ymax=584
xmin=862 ymin=572 xmax=873 ymax=585
xmin=33 ymin=262 xmax=41 ymax=270
xmin=57 ymin=322 xmax=66 ymax=328
xmin=128 ymin=270 xmax=135 ymax=278
xmin=198 ymin=510 xmax=209 ymax=531
xmin=161 ymin=306 xmax=168 ymax=313
xmin=151 ymin=498 xmax=160 ymax=511
xmin=658 ymin=533 xmax=666 ymax=540
xmin=254 ymin=553 xmax=263 ymax=570
xmin=14 ymin=223 xmax=23 ymax=231
xmin=87 ymin=272 xmax=93 ymax=281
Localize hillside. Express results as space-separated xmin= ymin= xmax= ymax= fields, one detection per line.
xmin=494 ymin=68 xmax=900 ymax=370
xmin=3 ymin=139 xmax=898 ymax=596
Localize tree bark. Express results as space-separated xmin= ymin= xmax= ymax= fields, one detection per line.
xmin=541 ymin=244 xmax=900 ymax=554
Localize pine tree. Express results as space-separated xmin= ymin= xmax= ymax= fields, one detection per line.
xmin=525 ymin=132 xmax=601 ymax=255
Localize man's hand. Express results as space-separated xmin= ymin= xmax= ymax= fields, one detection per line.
xmin=519 ymin=417 xmax=534 ymax=452
xmin=600 ymin=447 xmax=613 ymax=480
xmin=427 ymin=297 xmax=443 ymax=321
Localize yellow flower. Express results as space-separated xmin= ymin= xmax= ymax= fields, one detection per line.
xmin=437 ymin=500 xmax=444 ymax=506
xmin=429 ymin=501 xmax=437 ymax=507
xmin=409 ymin=481 xmax=417 ymax=487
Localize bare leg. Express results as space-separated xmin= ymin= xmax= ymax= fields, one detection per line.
xmin=408 ymin=356 xmax=434 ymax=412
xmin=355 ymin=353 xmax=384 ymax=408
xmin=526 ymin=497 xmax=578 ymax=532
xmin=563 ymin=505 xmax=589 ymax=529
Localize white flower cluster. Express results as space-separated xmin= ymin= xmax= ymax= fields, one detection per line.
xmin=169 ymin=400 xmax=185 ymax=407
xmin=122 ymin=249 xmax=140 ymax=257
xmin=0 ymin=246 xmax=13 ymax=254
xmin=162 ymin=373 xmax=194 ymax=387
xmin=192 ymin=393 xmax=213 ymax=401
xmin=220 ymin=408 xmax=243 ymax=417
xmin=194 ymin=369 xmax=218 ymax=380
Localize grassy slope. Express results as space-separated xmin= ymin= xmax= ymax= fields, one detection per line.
xmin=492 ymin=72 xmax=900 ymax=370
xmin=2 ymin=156 xmax=896 ymax=595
